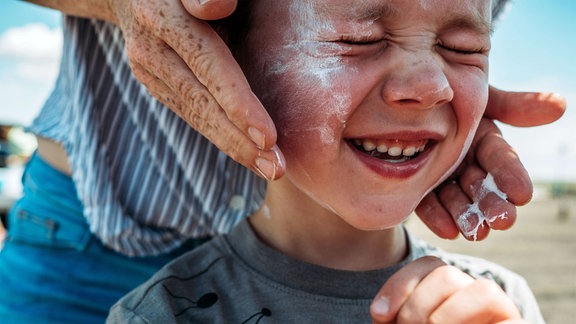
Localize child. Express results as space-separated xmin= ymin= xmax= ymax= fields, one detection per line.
xmin=108 ymin=0 xmax=542 ymax=322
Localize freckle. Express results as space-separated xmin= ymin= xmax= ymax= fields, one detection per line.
xmin=188 ymin=33 xmax=195 ymax=40
xmin=159 ymin=10 xmax=165 ymax=18
xmin=215 ymin=86 xmax=221 ymax=92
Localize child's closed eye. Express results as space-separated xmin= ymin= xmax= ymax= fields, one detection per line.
xmin=335 ymin=35 xmax=385 ymax=46
xmin=438 ymin=44 xmax=487 ymax=55
xmin=329 ymin=36 xmax=387 ymax=57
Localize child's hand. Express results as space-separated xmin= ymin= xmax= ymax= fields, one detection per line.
xmin=416 ymin=88 xmax=566 ymax=240
xmin=370 ymin=256 xmax=526 ymax=324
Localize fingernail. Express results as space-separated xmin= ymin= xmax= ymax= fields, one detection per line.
xmin=271 ymin=145 xmax=285 ymax=173
xmin=255 ymin=157 xmax=277 ymax=181
xmin=248 ymin=127 xmax=266 ymax=150
xmin=198 ymin=0 xmax=211 ymax=5
xmin=371 ymin=296 xmax=389 ymax=315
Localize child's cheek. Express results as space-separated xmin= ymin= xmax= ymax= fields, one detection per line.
xmin=266 ymin=69 xmax=354 ymax=151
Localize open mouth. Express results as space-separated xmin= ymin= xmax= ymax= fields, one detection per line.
xmin=349 ymin=138 xmax=432 ymax=163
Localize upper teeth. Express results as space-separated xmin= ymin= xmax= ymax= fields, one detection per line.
xmin=354 ymin=139 xmax=427 ymax=157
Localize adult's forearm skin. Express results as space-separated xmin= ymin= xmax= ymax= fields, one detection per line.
xmin=23 ymin=0 xmax=117 ymax=24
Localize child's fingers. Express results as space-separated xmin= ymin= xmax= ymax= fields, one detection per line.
xmin=395 ymin=265 xmax=474 ymax=323
xmin=430 ymin=278 xmax=522 ymax=324
xmin=370 ymin=256 xmax=445 ymax=323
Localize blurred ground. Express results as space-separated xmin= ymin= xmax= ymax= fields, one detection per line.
xmin=406 ymin=197 xmax=576 ymax=324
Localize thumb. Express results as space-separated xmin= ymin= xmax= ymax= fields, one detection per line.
xmin=181 ymin=0 xmax=238 ymax=20
xmin=370 ymin=256 xmax=445 ymax=323
xmin=485 ymin=86 xmax=566 ymax=127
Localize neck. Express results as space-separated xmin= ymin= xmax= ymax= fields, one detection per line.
xmin=250 ymin=182 xmax=408 ymax=271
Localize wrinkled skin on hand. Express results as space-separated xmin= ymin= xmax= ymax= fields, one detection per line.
xmin=109 ymin=0 xmax=284 ymax=181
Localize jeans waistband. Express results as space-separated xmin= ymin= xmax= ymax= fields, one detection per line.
xmin=7 ymin=152 xmax=90 ymax=250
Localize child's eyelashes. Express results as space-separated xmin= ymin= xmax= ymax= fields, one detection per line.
xmin=436 ymin=42 xmax=489 ymax=69
xmin=334 ymin=36 xmax=385 ymax=46
xmin=326 ymin=36 xmax=388 ymax=57
xmin=332 ymin=38 xmax=487 ymax=54
xmin=436 ymin=41 xmax=489 ymax=55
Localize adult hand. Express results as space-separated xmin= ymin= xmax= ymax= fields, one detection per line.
xmin=109 ymin=0 xmax=285 ymax=181
xmin=370 ymin=256 xmax=527 ymax=324
xmin=415 ymin=87 xmax=566 ymax=240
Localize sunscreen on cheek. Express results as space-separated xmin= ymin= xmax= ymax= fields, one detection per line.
xmin=264 ymin=1 xmax=356 ymax=145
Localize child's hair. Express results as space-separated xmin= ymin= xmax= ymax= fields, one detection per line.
xmin=210 ymin=0 xmax=253 ymax=50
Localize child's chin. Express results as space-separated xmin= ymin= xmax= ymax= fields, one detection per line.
xmin=342 ymin=213 xmax=411 ymax=232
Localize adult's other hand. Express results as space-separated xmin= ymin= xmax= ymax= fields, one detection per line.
xmin=416 ymin=87 xmax=566 ymax=240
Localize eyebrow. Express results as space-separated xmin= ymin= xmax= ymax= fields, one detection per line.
xmin=441 ymin=13 xmax=493 ymax=36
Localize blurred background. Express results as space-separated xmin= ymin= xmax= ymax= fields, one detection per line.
xmin=0 ymin=0 xmax=574 ymax=322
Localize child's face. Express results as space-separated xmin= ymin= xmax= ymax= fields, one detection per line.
xmin=241 ymin=0 xmax=492 ymax=230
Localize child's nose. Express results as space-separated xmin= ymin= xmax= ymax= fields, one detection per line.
xmin=381 ymin=56 xmax=454 ymax=110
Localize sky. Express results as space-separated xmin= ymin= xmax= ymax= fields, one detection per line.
xmin=0 ymin=1 xmax=575 ymax=182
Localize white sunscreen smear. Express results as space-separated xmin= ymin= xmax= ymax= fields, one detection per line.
xmin=456 ymin=173 xmax=508 ymax=240
xmin=266 ymin=1 xmax=378 ymax=145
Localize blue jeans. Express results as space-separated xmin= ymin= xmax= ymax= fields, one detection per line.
xmin=0 ymin=153 xmax=208 ymax=323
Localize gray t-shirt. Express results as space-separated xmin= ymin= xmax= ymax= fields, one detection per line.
xmin=108 ymin=220 xmax=543 ymax=323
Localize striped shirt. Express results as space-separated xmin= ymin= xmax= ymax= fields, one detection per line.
xmin=28 ymin=1 xmax=508 ymax=257
xmin=29 ymin=16 xmax=266 ymax=257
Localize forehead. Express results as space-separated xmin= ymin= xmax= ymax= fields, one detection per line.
xmin=302 ymin=0 xmax=492 ymax=33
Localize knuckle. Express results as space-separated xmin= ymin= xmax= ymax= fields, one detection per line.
xmin=184 ymin=44 xmax=213 ymax=84
xmin=179 ymin=84 xmax=211 ymax=121
xmin=175 ymin=86 xmax=217 ymax=137
xmin=475 ymin=277 xmax=504 ymax=296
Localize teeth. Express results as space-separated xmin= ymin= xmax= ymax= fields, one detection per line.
xmin=403 ymin=146 xmax=416 ymax=156
xmin=354 ymin=139 xmax=428 ymax=158
xmin=388 ymin=146 xmax=403 ymax=156
xmin=362 ymin=140 xmax=376 ymax=151
xmin=377 ymin=143 xmax=388 ymax=153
